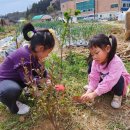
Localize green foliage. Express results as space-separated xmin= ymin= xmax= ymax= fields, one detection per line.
xmin=45 ymin=52 xmax=87 ymax=81
xmin=34 ymin=84 xmax=73 ymax=130
xmin=33 ymin=21 xmax=63 ymax=30
xmin=64 ymin=9 xmax=81 ymax=23
xmin=124 ymin=62 xmax=130 ymax=73
xmin=64 ymin=12 xmax=71 ymax=23
xmin=47 ymin=5 xmax=54 ymax=13
xmin=26 ymin=0 xmax=52 ymax=17
xmin=0 ymin=115 xmax=33 ymax=130
xmin=32 ymin=53 xmax=86 ymax=130
xmin=74 ymin=10 xmax=81 ymax=16
xmin=0 ymin=26 xmax=5 ymax=32
xmin=107 ymin=121 xmax=126 ymax=130
xmin=6 ymin=12 xmax=26 ymax=22
xmin=45 ymin=52 xmax=87 ymax=97
xmin=70 ymin=23 xmax=112 ymax=41
xmin=33 ymin=21 xmax=112 ymax=45
xmin=64 ymin=52 xmax=87 ymax=77
xmin=45 ymin=53 xmax=62 ymax=80
xmin=26 ymin=52 xmax=87 ymax=130
xmin=60 ymin=10 xmax=81 ymax=78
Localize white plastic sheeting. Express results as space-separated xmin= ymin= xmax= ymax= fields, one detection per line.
xmin=0 ymin=34 xmax=24 ymax=57
xmin=118 ymin=8 xmax=130 ymax=21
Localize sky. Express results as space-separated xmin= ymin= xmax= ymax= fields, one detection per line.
xmin=0 ymin=0 xmax=41 ymax=15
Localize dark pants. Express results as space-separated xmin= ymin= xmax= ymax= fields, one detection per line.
xmin=111 ymin=76 xmax=124 ymax=96
xmin=88 ymin=62 xmax=124 ymax=96
xmin=0 ymin=80 xmax=22 ymax=114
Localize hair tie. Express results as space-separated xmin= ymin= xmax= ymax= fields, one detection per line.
xmin=27 ymin=31 xmax=35 ymax=39
xmin=109 ymin=36 xmax=112 ymax=46
xmin=48 ymin=28 xmax=55 ymax=38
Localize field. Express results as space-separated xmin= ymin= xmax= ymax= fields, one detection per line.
xmin=0 ymin=21 xmax=130 ymax=130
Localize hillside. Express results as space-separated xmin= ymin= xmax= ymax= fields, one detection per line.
xmin=2 ymin=0 xmax=60 ymax=21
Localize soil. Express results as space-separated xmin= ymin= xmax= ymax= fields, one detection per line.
xmin=74 ymin=94 xmax=130 ymax=130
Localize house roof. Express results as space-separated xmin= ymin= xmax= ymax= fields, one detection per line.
xmin=41 ymin=15 xmax=52 ymax=20
xmin=32 ymin=15 xmax=43 ymax=20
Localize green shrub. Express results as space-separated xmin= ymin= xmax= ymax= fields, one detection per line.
xmin=0 ymin=26 xmax=5 ymax=32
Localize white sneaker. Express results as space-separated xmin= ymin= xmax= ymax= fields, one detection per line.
xmin=111 ymin=95 xmax=122 ymax=109
xmin=16 ymin=101 xmax=30 ymax=115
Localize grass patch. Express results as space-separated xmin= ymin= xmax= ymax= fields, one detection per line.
xmin=107 ymin=121 xmax=126 ymax=130
xmin=125 ymin=62 xmax=130 ymax=73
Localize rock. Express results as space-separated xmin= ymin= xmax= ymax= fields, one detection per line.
xmin=19 ymin=116 xmax=25 ymax=122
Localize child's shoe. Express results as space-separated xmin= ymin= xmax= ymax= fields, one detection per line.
xmin=111 ymin=95 xmax=122 ymax=109
xmin=16 ymin=101 xmax=30 ymax=115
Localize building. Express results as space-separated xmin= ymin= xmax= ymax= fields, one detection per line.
xmin=60 ymin=0 xmax=75 ymax=13
xmin=76 ymin=0 xmax=95 ymax=16
xmin=60 ymin=0 xmax=130 ymax=20
xmin=95 ymin=0 xmax=122 ymax=20
xmin=121 ymin=0 xmax=130 ymax=11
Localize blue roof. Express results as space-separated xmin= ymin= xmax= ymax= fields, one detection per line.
xmin=122 ymin=0 xmax=130 ymax=1
xmin=121 ymin=7 xmax=129 ymax=11
xmin=32 ymin=15 xmax=43 ymax=20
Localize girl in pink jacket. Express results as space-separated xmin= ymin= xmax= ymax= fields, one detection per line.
xmin=81 ymin=34 xmax=130 ymax=108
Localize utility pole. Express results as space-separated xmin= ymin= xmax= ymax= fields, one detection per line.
xmin=118 ymin=0 xmax=121 ymax=12
xmin=94 ymin=0 xmax=95 ymax=19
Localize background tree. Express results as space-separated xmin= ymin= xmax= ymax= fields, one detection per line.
xmin=47 ymin=5 xmax=55 ymax=14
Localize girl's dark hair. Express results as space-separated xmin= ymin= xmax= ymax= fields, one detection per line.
xmin=22 ymin=23 xmax=55 ymax=51
xmin=88 ymin=34 xmax=117 ymax=67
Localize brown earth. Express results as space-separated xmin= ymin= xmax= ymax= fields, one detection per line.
xmin=73 ymin=94 xmax=130 ymax=130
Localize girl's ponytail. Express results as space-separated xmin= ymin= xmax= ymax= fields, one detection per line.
xmin=106 ymin=35 xmax=117 ymax=67
xmin=22 ymin=22 xmax=55 ymax=51
xmin=22 ymin=23 xmax=35 ymax=41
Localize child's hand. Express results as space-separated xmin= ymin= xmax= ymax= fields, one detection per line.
xmin=81 ymin=92 xmax=97 ymax=102
xmin=46 ymin=79 xmax=51 ymax=86
xmin=86 ymin=89 xmax=93 ymax=94
xmin=83 ymin=85 xmax=93 ymax=94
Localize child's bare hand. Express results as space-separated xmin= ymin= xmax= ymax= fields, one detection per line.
xmin=86 ymin=89 xmax=93 ymax=94
xmin=81 ymin=92 xmax=97 ymax=102
xmin=46 ymin=79 xmax=51 ymax=86
xmin=81 ymin=93 xmax=93 ymax=102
